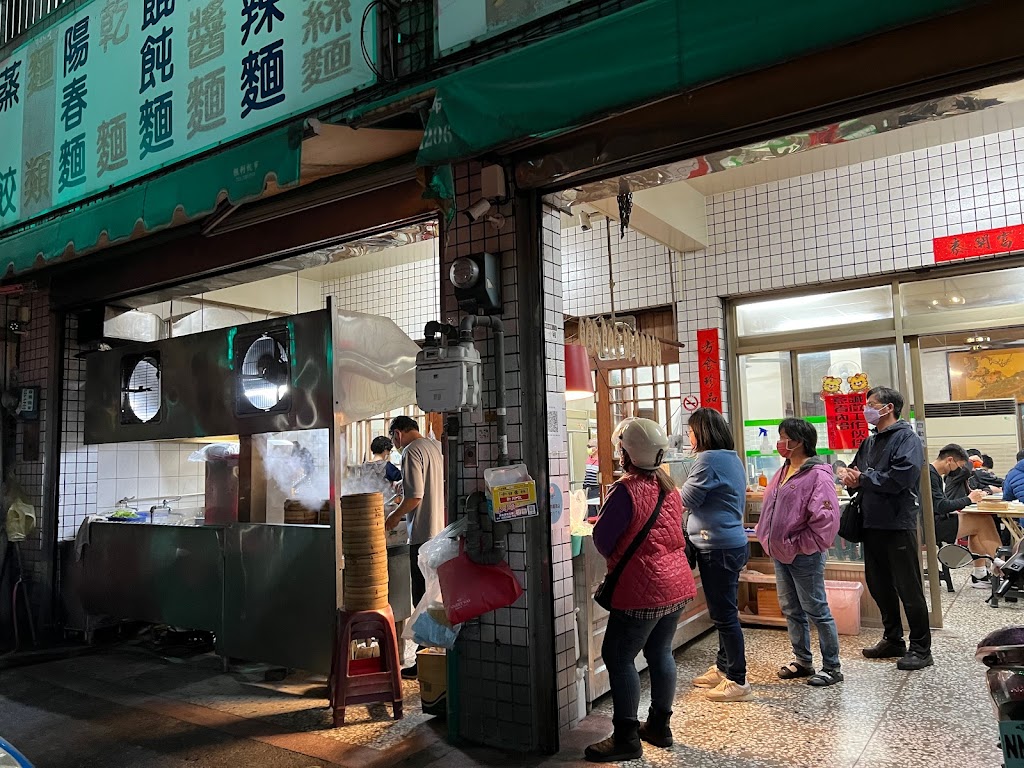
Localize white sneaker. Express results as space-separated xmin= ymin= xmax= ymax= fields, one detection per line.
xmin=692 ymin=665 xmax=726 ymax=689
xmin=705 ymin=679 xmax=754 ymax=702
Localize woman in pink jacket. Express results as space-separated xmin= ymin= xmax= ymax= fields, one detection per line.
xmin=756 ymin=418 xmax=843 ymax=686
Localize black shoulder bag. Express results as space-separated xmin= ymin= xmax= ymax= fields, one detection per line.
xmin=838 ymin=491 xmax=864 ymax=543
xmin=594 ymin=489 xmax=667 ymax=610
xmin=838 ymin=435 xmax=872 ymax=543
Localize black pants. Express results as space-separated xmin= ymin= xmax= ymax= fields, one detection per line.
xmin=410 ymin=543 xmax=426 ymax=608
xmin=862 ymin=528 xmax=931 ymax=655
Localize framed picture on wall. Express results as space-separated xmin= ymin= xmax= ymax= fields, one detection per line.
xmin=948 ymin=349 xmax=1024 ymax=403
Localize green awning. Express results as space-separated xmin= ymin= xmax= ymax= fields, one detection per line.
xmin=0 ymin=126 xmax=301 ymax=276
xmin=416 ymin=0 xmax=975 ymax=166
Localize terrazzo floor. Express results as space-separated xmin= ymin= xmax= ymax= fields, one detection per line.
xmin=0 ymin=568 xmax=1011 ymax=767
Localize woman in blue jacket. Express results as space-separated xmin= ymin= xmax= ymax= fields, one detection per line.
xmin=681 ymin=408 xmax=752 ymax=702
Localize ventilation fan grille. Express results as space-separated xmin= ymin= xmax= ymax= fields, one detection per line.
xmin=923 ymin=399 xmax=1018 ymax=418
xmin=240 ymin=334 xmax=289 ymax=412
xmin=123 ymin=356 xmax=161 ymax=424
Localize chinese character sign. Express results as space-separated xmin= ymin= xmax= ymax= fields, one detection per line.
xmin=934 ymin=224 xmax=1024 ymax=262
xmin=696 ymin=328 xmax=722 ymax=412
xmin=824 ymin=392 xmax=870 ymax=451
xmin=0 ymin=0 xmax=377 ymax=232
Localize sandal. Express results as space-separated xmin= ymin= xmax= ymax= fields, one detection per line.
xmin=778 ymin=662 xmax=814 ymax=680
xmin=808 ymin=669 xmax=844 ymax=687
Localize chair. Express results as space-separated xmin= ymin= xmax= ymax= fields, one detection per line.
xmin=328 ymin=605 xmax=404 ymax=726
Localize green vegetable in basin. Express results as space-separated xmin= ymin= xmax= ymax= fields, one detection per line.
xmin=110 ymin=509 xmax=141 ymax=519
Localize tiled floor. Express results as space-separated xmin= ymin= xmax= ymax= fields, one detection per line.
xmin=0 ymin=568 xmax=1010 ymax=767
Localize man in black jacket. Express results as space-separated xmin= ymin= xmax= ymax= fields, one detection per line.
xmin=838 ymin=387 xmax=931 ymax=671
xmin=930 ymin=444 xmax=985 ymax=545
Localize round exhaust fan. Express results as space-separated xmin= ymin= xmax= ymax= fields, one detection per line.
xmin=122 ymin=355 xmax=161 ymax=424
xmin=241 ymin=334 xmax=290 ymax=411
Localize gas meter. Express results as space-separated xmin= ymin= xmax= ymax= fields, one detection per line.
xmin=416 ymin=343 xmax=481 ymax=412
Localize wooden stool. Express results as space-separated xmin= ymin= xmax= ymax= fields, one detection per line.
xmin=328 ymin=605 xmax=403 ymax=726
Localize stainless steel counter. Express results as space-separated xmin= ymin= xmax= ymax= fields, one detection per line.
xmin=72 ymin=520 xmax=412 ymax=675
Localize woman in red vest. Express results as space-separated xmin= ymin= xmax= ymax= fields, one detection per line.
xmin=585 ymin=419 xmax=696 ymax=763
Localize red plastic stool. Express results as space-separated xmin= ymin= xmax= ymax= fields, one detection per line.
xmin=328 ymin=605 xmax=404 ymax=725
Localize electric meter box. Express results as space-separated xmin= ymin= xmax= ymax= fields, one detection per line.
xmin=416 ymin=344 xmax=482 ymax=412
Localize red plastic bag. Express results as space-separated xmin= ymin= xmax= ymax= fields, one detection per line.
xmin=437 ymin=549 xmax=524 ymax=625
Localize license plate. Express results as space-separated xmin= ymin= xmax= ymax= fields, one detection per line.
xmin=1000 ymin=721 xmax=1024 ymax=767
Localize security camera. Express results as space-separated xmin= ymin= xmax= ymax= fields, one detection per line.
xmin=465 ymin=198 xmax=493 ymax=223
xmin=579 ymin=211 xmax=593 ymax=231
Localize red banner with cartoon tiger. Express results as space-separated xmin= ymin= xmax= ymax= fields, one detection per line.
xmin=824 ymin=392 xmax=870 ymax=451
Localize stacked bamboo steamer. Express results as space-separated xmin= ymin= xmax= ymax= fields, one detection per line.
xmin=341 ymin=492 xmax=389 ymax=611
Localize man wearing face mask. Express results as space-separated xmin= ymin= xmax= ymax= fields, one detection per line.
xmin=837 ymin=387 xmax=929 ymax=671
xmin=930 ymin=444 xmax=986 ymax=550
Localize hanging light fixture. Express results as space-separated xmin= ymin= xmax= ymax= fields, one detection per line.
xmin=564 ymin=344 xmax=595 ymax=401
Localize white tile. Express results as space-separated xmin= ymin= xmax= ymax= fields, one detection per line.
xmin=116 ymin=449 xmax=139 ymax=479
xmin=139 ymin=445 xmax=160 ymax=478
xmin=159 ymin=449 xmax=179 ymax=478
xmin=97 ymin=449 xmax=117 ymax=480
xmin=97 ymin=479 xmax=118 ymax=508
xmin=159 ymin=476 xmax=181 ymax=498
xmin=181 ymin=476 xmax=202 ymax=496
xmin=138 ymin=477 xmax=160 ymax=501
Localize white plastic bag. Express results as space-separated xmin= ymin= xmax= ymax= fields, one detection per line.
xmin=569 ymin=489 xmax=592 ymax=536
xmin=403 ymin=518 xmax=466 ymax=648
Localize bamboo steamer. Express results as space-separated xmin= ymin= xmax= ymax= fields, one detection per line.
xmin=341 ymin=492 xmax=389 ymax=610
xmin=284 ymin=499 xmax=329 ymax=525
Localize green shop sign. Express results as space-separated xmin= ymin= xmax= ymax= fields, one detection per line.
xmin=0 ymin=0 xmax=376 ymax=233
xmin=437 ymin=0 xmax=584 ymax=55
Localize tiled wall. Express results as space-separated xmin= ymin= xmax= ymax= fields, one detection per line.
xmin=441 ymin=163 xmax=533 ymax=749
xmin=561 ymin=219 xmax=675 ymax=317
xmin=677 ymin=126 xmax=1024 ymax=410
xmin=542 ymin=206 xmax=582 ymax=731
xmin=321 ymin=257 xmax=440 ymax=340
xmin=8 ymin=292 xmax=52 ymax=622
xmin=95 ymin=442 xmax=207 ymax=517
xmin=58 ymin=313 xmax=98 ymax=542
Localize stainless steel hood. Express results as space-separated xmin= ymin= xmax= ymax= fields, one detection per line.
xmin=84 ymin=306 xmax=421 ymax=444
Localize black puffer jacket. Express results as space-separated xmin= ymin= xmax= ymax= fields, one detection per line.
xmin=851 ymin=420 xmax=925 ymax=531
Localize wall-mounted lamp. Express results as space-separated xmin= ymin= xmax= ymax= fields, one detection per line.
xmin=564 ymin=344 xmax=594 ymax=401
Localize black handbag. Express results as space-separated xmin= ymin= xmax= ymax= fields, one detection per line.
xmin=594 ymin=489 xmax=667 ymax=610
xmin=838 ymin=491 xmax=864 ymax=543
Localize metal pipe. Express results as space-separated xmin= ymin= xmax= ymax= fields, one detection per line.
xmin=446 ymin=414 xmax=460 ymax=529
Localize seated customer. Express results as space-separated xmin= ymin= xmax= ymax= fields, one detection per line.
xmin=1003 ymin=450 xmax=1024 ymax=503
xmin=929 ymin=444 xmax=985 ymax=547
xmin=970 ymin=454 xmax=1004 ymax=492
xmin=946 ymin=452 xmax=1001 ymax=588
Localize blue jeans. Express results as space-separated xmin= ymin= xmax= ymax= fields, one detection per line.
xmin=697 ymin=545 xmax=748 ymax=685
xmin=774 ymin=552 xmax=841 ymax=671
xmin=602 ymin=608 xmax=683 ymax=721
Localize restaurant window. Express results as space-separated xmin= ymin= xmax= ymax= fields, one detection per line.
xmin=605 ymin=363 xmax=683 ymax=435
xmin=343 ymin=405 xmax=431 ymax=466
xmin=735 ymin=285 xmax=893 ymax=338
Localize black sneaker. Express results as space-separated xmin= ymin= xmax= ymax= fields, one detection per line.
xmin=897 ymin=652 xmax=934 ymax=671
xmin=972 ymin=573 xmax=992 ymax=590
xmin=862 ymin=639 xmax=907 ymax=659
xmin=401 ymin=664 xmax=418 ymax=680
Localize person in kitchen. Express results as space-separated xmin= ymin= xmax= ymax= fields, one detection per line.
xmin=756 ymin=418 xmax=843 ymax=687
xmin=585 ymin=418 xmax=695 ymax=763
xmin=384 ymin=415 xmax=445 ymax=680
xmin=358 ymin=435 xmax=402 ymax=503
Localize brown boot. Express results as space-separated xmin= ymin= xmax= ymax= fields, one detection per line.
xmin=638 ymin=706 xmax=672 ymax=748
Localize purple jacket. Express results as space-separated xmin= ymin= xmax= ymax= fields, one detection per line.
xmin=755 ymin=456 xmax=840 ymax=565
